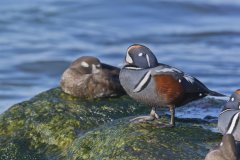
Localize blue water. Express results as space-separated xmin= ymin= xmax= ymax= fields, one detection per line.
xmin=0 ymin=0 xmax=240 ymax=113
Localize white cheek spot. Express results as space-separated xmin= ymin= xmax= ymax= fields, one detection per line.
xmin=81 ymin=61 xmax=89 ymax=67
xmin=239 ymin=105 xmax=240 ymax=109
xmin=199 ymin=93 xmax=202 ymax=96
xmin=231 ymin=97 xmax=235 ymax=101
xmin=179 ymin=79 xmax=181 ymax=83
xmin=138 ymin=52 xmax=143 ymax=56
xmin=126 ymin=52 xmax=133 ymax=64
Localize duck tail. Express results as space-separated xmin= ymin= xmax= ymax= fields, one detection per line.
xmin=208 ymin=90 xmax=226 ymax=97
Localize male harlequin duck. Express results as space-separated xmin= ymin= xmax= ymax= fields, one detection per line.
xmin=218 ymin=89 xmax=240 ymax=141
xmin=205 ymin=134 xmax=238 ymax=160
xmin=60 ymin=56 xmax=125 ymax=98
xmin=119 ymin=44 xmax=225 ymax=126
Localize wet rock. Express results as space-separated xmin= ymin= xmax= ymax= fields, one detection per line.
xmin=0 ymin=87 xmax=148 ymax=159
xmin=67 ymin=117 xmax=221 ymax=160
xmin=0 ymin=87 xmax=225 ymax=159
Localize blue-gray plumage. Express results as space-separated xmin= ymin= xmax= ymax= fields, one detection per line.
xmin=120 ymin=44 xmax=225 ymax=126
xmin=218 ymin=89 xmax=240 ymax=141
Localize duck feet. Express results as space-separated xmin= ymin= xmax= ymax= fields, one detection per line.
xmin=130 ymin=107 xmax=159 ymax=123
xmin=130 ymin=106 xmax=176 ymax=128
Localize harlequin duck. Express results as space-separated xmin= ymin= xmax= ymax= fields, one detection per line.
xmin=60 ymin=56 xmax=125 ymax=98
xmin=119 ymin=44 xmax=225 ymax=126
xmin=205 ymin=134 xmax=238 ymax=160
xmin=218 ymin=89 xmax=240 ymax=141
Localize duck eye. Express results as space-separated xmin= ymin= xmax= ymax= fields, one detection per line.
xmin=138 ymin=52 xmax=145 ymax=57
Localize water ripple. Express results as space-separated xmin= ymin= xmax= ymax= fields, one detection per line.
xmin=0 ymin=0 xmax=240 ymax=113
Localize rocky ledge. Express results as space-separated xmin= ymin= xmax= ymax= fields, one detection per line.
xmin=0 ymin=87 xmax=225 ymax=160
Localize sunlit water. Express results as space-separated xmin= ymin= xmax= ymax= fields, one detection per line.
xmin=0 ymin=0 xmax=240 ymax=115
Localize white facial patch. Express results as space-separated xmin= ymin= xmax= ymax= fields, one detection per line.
xmin=92 ymin=64 xmax=100 ymax=73
xmin=96 ymin=64 xmax=101 ymax=68
xmin=179 ymin=79 xmax=181 ymax=83
xmin=231 ymin=97 xmax=235 ymax=101
xmin=199 ymin=93 xmax=202 ymax=96
xmin=81 ymin=61 xmax=89 ymax=67
xmin=138 ymin=52 xmax=143 ymax=56
xmin=126 ymin=52 xmax=133 ymax=64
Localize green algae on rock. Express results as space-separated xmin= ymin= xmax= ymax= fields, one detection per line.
xmin=0 ymin=87 xmax=148 ymax=160
xmin=0 ymin=87 xmax=225 ymax=160
xmin=67 ymin=117 xmax=222 ymax=160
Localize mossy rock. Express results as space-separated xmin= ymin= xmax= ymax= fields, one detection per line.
xmin=67 ymin=117 xmax=222 ymax=160
xmin=0 ymin=87 xmax=148 ymax=160
xmin=0 ymin=87 xmax=225 ymax=160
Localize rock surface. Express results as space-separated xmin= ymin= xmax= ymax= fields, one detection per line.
xmin=0 ymin=87 xmax=225 ymax=160
xmin=67 ymin=117 xmax=221 ymax=160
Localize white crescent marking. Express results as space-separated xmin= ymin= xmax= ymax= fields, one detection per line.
xmin=133 ymin=70 xmax=151 ymax=93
